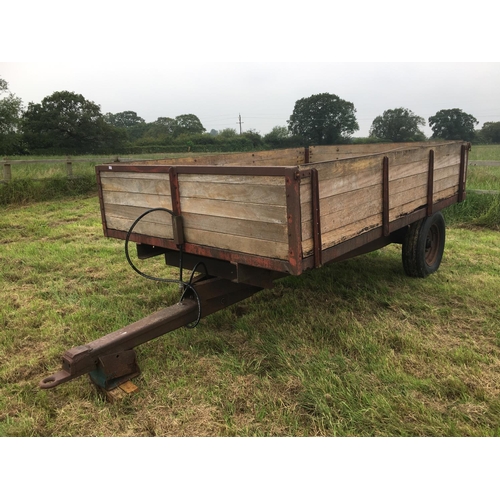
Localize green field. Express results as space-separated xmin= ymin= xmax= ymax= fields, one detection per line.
xmin=1 ymin=144 xmax=499 ymax=436
xmin=0 ymin=195 xmax=499 ymax=436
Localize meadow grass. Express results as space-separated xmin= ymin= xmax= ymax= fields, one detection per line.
xmin=1 ymin=196 xmax=499 ymax=436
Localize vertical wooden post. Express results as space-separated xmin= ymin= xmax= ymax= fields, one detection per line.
xmin=3 ymin=161 xmax=11 ymax=182
xmin=66 ymin=156 xmax=73 ymax=178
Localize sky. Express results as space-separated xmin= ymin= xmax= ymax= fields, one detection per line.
xmin=2 ymin=62 xmax=499 ymax=138
xmin=1 ymin=2 xmax=499 ymax=140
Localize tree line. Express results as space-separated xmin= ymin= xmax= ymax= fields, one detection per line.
xmin=1 ymin=77 xmax=499 ymax=156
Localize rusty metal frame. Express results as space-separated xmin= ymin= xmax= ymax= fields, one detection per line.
xmin=427 ymin=150 xmax=435 ymax=217
xmin=40 ymin=277 xmax=262 ymax=390
xmin=97 ymin=163 xmax=304 ymax=276
xmin=96 ymin=142 xmax=468 ymax=278
xmin=382 ymin=156 xmax=390 ymax=237
xmin=458 ymin=144 xmax=468 ymax=202
xmin=310 ymin=168 xmax=322 ymax=267
xmin=284 ymin=168 xmax=302 ymax=274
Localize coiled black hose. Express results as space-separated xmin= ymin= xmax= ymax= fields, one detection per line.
xmin=124 ymin=207 xmax=208 ymax=328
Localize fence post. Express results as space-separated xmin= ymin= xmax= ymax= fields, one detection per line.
xmin=3 ymin=158 xmax=11 ymax=182
xmin=66 ymin=156 xmax=73 ymax=178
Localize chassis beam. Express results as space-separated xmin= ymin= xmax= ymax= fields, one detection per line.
xmin=40 ymin=277 xmax=261 ymax=390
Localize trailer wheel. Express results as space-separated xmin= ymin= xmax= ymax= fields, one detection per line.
xmin=402 ymin=212 xmax=446 ymax=278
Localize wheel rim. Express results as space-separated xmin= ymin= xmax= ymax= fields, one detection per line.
xmin=425 ymin=223 xmax=440 ymax=266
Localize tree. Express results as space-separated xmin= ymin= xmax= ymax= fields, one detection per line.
xmin=145 ymin=117 xmax=177 ymax=140
xmin=104 ymin=110 xmax=145 ymax=128
xmin=174 ymin=114 xmax=205 ymax=136
xmin=428 ymin=108 xmax=478 ymax=142
xmin=369 ymin=107 xmax=426 ymax=142
xmin=287 ymin=93 xmax=359 ymax=145
xmin=0 ymin=77 xmax=23 ymax=155
xmin=477 ymin=121 xmax=500 ymax=144
xmin=22 ymin=90 xmax=126 ymax=154
xmin=264 ymin=125 xmax=302 ymax=148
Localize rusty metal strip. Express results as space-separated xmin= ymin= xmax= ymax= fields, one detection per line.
xmin=311 ymin=168 xmax=322 ymax=267
xmin=95 ymin=168 xmax=109 ymax=237
xmin=95 ymin=164 xmax=171 ymax=174
xmin=285 ymin=168 xmax=303 ymax=275
xmin=382 ymin=156 xmax=390 ymax=237
xmin=174 ymin=165 xmax=295 ymax=176
xmin=106 ymin=228 xmax=295 ymax=274
xmin=304 ymin=147 xmax=310 ymax=164
xmin=427 ymin=150 xmax=434 ymax=216
xmin=458 ymin=144 xmax=467 ymax=202
xmin=169 ymin=167 xmax=181 ymax=216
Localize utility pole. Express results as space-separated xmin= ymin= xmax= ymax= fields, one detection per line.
xmin=237 ymin=113 xmax=244 ymax=134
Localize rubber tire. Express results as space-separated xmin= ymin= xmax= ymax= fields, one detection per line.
xmin=402 ymin=211 xmax=446 ymax=278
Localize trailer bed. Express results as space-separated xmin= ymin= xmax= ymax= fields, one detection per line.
xmin=96 ymin=141 xmax=468 ymax=277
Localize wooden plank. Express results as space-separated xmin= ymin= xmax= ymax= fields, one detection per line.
xmin=302 ymin=184 xmax=382 ymax=224
xmin=105 ymin=204 xmax=174 ymax=225
xmin=178 ymin=173 xmax=284 ymax=186
xmin=302 ymin=195 xmax=382 ymax=241
xmin=102 ymin=191 xmax=172 ymax=209
xmin=135 ymin=148 xmax=305 ymax=167
xmin=390 ymin=171 xmax=427 ymax=196
xmin=434 ymin=175 xmax=459 ymax=193
xmin=178 ymin=180 xmax=285 ymax=205
xmin=183 ymin=213 xmax=287 ymax=243
xmin=301 ymin=164 xmax=382 ymax=204
xmin=106 ymin=215 xmax=173 ymax=239
xmin=180 ymin=197 xmax=287 ymax=224
xmin=389 ymin=196 xmax=427 ymax=221
xmin=434 ymin=186 xmax=459 ymax=203
xmin=308 ymin=142 xmax=449 ymax=162
xmin=321 ymin=213 xmax=382 ymax=249
xmin=388 ymin=146 xmax=460 ymax=181
xmin=433 ymin=163 xmax=460 ymax=182
xmin=101 ymin=176 xmax=171 ymax=196
xmin=183 ymin=227 xmax=289 ymax=259
xmin=310 ymin=155 xmax=383 ymax=182
xmin=100 ymin=171 xmax=170 ymax=180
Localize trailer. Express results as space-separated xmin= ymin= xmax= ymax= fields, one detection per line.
xmin=40 ymin=140 xmax=470 ymax=392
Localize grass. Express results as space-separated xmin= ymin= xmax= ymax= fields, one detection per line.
xmin=1 ymin=195 xmax=499 ymax=436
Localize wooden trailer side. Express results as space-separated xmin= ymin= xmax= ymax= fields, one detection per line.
xmin=132 ymin=148 xmax=306 ymax=167
xmin=98 ymin=166 xmax=291 ymax=262
xmin=300 ymin=141 xmax=466 ymax=259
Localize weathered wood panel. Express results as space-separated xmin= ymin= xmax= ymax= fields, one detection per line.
xmin=102 ymin=191 xmax=172 ymax=209
xmin=320 ymin=213 xmax=383 ymax=250
xmin=183 ymin=227 xmax=289 ymax=259
xmin=101 ymin=176 xmax=171 ymax=196
xmin=177 ymin=173 xmax=284 ymax=186
xmin=106 ymin=216 xmax=173 ymax=239
xmin=302 ymin=195 xmax=382 ymax=241
xmin=183 ymin=213 xmax=288 ymax=243
xmin=134 ymin=148 xmax=305 ymax=167
xmin=308 ymin=142 xmax=440 ymax=162
xmin=178 ymin=196 xmax=286 ymax=224
xmin=178 ymin=181 xmax=284 ymax=205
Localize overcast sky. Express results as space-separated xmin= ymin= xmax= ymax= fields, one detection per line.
xmin=2 ymin=62 xmax=499 ymax=138
xmin=2 ymin=2 xmax=499 ymax=139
